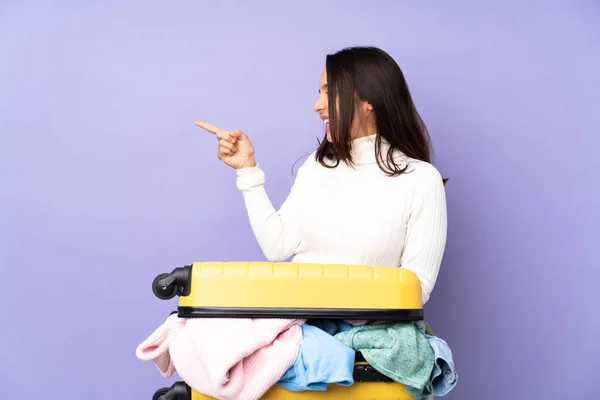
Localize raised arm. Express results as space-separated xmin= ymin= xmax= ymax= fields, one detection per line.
xmin=195 ymin=120 xmax=302 ymax=261
xmin=235 ymin=164 xmax=303 ymax=261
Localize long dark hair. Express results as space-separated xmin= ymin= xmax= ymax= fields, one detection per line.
xmin=315 ymin=46 xmax=444 ymax=181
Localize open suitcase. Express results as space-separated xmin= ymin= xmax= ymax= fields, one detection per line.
xmin=150 ymin=261 xmax=424 ymax=400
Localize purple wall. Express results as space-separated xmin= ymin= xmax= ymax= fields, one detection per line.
xmin=1 ymin=1 xmax=598 ymax=399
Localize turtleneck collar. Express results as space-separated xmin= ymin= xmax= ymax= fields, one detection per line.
xmin=350 ymin=134 xmax=405 ymax=165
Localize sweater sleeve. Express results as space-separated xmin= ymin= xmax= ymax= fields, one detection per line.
xmin=235 ymin=164 xmax=303 ymax=262
xmin=400 ymin=165 xmax=448 ymax=305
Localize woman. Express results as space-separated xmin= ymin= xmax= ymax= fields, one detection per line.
xmin=195 ymin=46 xmax=447 ymax=305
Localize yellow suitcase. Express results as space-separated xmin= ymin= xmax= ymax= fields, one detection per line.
xmin=150 ymin=262 xmax=424 ymax=400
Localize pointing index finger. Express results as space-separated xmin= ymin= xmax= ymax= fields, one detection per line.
xmin=194 ymin=120 xmax=224 ymax=135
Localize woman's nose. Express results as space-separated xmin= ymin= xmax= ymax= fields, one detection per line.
xmin=313 ymin=97 xmax=325 ymax=113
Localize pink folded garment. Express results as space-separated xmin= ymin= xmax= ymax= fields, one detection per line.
xmin=135 ymin=313 xmax=184 ymax=377
xmin=136 ymin=314 xmax=305 ymax=400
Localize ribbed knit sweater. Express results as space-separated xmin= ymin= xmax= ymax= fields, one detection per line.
xmin=235 ymin=134 xmax=447 ymax=304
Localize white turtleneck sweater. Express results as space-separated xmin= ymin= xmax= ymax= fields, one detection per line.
xmin=235 ymin=134 xmax=447 ymax=304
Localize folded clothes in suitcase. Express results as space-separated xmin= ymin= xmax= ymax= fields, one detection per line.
xmin=148 ymin=261 xmax=426 ymax=400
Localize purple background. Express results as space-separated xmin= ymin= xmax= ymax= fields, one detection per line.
xmin=1 ymin=1 xmax=598 ymax=399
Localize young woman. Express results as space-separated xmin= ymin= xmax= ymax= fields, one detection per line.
xmin=196 ymin=46 xmax=447 ymax=305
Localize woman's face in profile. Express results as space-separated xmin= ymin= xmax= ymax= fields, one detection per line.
xmin=313 ymin=68 xmax=374 ymax=142
xmin=313 ymin=68 xmax=331 ymax=141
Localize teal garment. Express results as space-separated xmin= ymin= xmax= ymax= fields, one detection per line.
xmin=334 ymin=322 xmax=434 ymax=399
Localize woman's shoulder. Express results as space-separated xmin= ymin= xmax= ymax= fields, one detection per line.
xmin=382 ymin=154 xmax=444 ymax=193
xmin=398 ymin=159 xmax=446 ymax=202
xmin=281 ymin=151 xmax=319 ymax=188
xmin=293 ymin=150 xmax=320 ymax=175
xmin=406 ymin=159 xmax=444 ymax=182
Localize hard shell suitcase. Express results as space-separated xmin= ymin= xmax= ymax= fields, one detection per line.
xmin=150 ymin=262 xmax=424 ymax=400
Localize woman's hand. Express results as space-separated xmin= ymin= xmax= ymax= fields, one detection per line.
xmin=194 ymin=120 xmax=256 ymax=170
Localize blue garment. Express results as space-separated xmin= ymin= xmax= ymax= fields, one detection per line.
xmin=276 ymin=324 xmax=355 ymax=391
xmin=424 ymin=334 xmax=458 ymax=396
xmin=305 ymin=319 xmax=353 ymax=336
